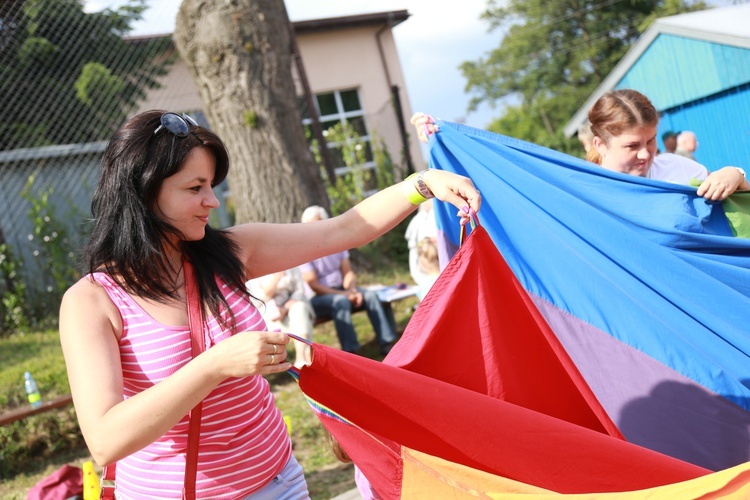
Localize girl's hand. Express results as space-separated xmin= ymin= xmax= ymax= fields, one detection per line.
xmin=410 ymin=112 xmax=439 ymax=143
xmin=697 ymin=167 xmax=748 ymax=201
xmin=209 ymin=331 xmax=291 ymax=377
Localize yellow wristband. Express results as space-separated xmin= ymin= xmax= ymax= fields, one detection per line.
xmin=402 ymin=173 xmax=429 ymax=205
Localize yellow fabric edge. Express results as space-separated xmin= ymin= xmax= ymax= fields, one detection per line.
xmin=400 ymin=446 xmax=750 ymax=499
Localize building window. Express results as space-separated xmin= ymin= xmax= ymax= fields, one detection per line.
xmin=301 ymin=88 xmax=375 ymax=176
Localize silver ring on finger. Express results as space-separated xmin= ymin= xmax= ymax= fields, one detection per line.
xmin=270 ymin=354 xmax=275 ymax=365
xmin=272 ymin=344 xmax=278 ymax=355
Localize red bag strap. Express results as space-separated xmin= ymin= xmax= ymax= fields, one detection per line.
xmin=182 ymin=259 xmax=204 ymax=500
xmin=99 ymin=463 xmax=116 ymax=500
xmin=100 ymin=260 xmax=205 ymax=500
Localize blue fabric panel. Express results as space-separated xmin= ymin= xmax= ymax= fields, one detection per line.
xmin=427 ymin=121 xmax=750 ymax=413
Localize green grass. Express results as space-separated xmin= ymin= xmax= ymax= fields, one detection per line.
xmin=0 ymin=264 xmax=417 ymax=499
xmin=0 ymin=330 xmax=71 ymax=408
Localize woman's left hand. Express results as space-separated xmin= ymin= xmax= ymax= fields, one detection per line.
xmin=421 ymin=169 xmax=481 ymax=223
xmin=697 ymin=167 xmax=748 ymax=201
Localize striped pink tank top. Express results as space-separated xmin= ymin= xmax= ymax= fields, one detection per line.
xmin=92 ymin=273 xmax=292 ymax=499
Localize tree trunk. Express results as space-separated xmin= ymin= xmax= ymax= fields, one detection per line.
xmin=173 ymin=0 xmax=329 ymax=224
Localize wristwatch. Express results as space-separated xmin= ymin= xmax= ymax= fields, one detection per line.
xmin=735 ymin=167 xmax=747 ymax=180
xmin=415 ymin=170 xmax=434 ymax=199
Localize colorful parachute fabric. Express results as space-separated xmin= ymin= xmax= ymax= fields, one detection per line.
xmin=296 ymin=225 xmax=750 ymax=498
xmin=425 ymin=122 xmax=750 ymax=473
xmin=294 ymin=122 xmax=750 ymax=497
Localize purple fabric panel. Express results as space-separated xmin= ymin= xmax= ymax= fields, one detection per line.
xmin=531 ymin=294 xmax=750 ymax=472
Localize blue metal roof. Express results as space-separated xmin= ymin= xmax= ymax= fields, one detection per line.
xmin=616 ymin=34 xmax=750 ymax=111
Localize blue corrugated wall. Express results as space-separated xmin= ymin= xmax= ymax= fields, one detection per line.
xmin=613 ymin=33 xmax=750 ymax=171
xmin=658 ymin=84 xmax=750 ymax=171
xmin=618 ymin=34 xmax=750 ymax=111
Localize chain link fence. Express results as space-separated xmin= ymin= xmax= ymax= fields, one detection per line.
xmin=0 ymin=1 xmax=414 ymax=326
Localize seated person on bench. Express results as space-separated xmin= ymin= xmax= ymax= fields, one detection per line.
xmin=300 ymin=206 xmax=398 ymax=355
xmin=246 ymin=267 xmax=314 ymax=369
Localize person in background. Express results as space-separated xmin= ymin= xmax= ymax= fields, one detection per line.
xmin=247 ymin=268 xmax=314 ymax=369
xmin=416 ymin=237 xmax=441 ymax=301
xmin=577 ymin=121 xmax=594 ymax=155
xmin=300 ymin=205 xmax=400 ymax=356
xmin=59 ymin=110 xmax=481 ymax=499
xmin=586 ymin=93 xmax=747 ymax=199
xmin=404 ymin=198 xmax=437 ymax=290
xmin=412 ymin=91 xmax=747 ymax=201
xmin=661 ymin=130 xmax=678 ymax=154
xmin=327 ymin=431 xmax=382 ymax=500
xmin=675 ymin=131 xmax=698 ymax=161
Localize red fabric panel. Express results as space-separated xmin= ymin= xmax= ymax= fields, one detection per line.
xmin=388 ymin=226 xmax=618 ymax=435
xmin=299 ymin=226 xmax=709 ymax=495
xmin=301 ymin=345 xmax=708 ymax=495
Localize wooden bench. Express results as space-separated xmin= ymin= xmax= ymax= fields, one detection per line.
xmin=313 ymin=307 xmax=365 ymax=326
xmin=311 ymin=284 xmax=419 ymax=326
xmin=0 ymin=394 xmax=74 ymax=426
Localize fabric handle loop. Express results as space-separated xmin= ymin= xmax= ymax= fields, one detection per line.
xmin=459 ymin=209 xmax=480 ymax=246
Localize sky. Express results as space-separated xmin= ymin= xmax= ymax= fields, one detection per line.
xmin=84 ymin=0 xmax=502 ymax=134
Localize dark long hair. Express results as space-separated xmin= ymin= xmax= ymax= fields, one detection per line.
xmin=85 ymin=110 xmax=248 ymax=327
xmin=587 ymin=89 xmax=659 ymax=164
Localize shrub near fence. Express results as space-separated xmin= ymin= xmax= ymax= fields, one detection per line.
xmin=0 ymin=142 xmax=102 ymax=332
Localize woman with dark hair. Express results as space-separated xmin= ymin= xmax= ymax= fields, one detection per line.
xmin=412 ymin=90 xmax=748 ymax=201
xmin=59 ymin=110 xmax=481 ymax=499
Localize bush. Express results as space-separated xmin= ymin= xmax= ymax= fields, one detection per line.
xmin=0 ymin=176 xmax=83 ymax=336
xmin=0 ymin=244 xmax=31 ymax=334
xmin=310 ymin=121 xmax=408 ymax=269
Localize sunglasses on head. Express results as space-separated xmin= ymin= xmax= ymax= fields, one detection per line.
xmin=153 ymin=112 xmax=198 ymax=137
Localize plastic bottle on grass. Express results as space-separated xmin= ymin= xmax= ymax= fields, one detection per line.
xmin=24 ymin=371 xmax=42 ymax=408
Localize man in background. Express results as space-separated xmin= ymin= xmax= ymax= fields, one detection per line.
xmin=300 ymin=205 xmax=398 ymax=355
xmin=675 ymin=131 xmax=698 ymax=161
xmin=577 ymin=122 xmax=594 ymax=155
xmin=662 ymin=131 xmax=678 ymax=154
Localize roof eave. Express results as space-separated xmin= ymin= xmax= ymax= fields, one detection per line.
xmin=122 ymin=10 xmax=411 ymax=43
xmin=563 ymin=15 xmax=750 ymax=138
xmin=292 ymin=10 xmax=410 ymax=34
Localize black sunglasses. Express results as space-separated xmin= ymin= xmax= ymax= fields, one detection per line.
xmin=153 ymin=112 xmax=198 ymax=137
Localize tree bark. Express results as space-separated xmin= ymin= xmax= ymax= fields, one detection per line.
xmin=173 ymin=0 xmax=329 ymax=224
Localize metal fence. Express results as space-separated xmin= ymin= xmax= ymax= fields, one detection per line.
xmin=0 ymin=1 xmax=412 ymax=305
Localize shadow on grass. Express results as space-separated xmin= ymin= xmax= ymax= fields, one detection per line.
xmin=305 ymin=462 xmax=357 ymax=500
xmin=265 ymin=370 xmax=298 ymax=387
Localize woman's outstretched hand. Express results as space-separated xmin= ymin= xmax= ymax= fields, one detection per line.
xmin=420 ymin=169 xmax=481 ymax=224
